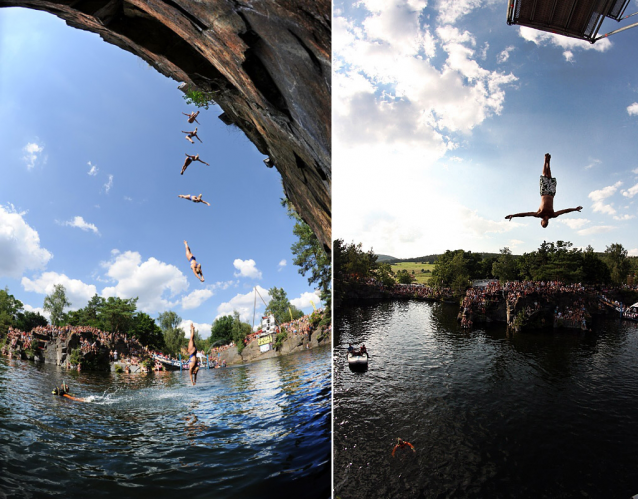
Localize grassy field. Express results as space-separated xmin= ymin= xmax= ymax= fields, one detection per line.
xmin=391 ymin=262 xmax=435 ymax=284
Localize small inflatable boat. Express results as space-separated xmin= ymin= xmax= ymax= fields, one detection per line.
xmin=347 ymin=351 xmax=369 ymax=366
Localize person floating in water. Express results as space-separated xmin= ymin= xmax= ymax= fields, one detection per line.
xmin=505 ymin=153 xmax=582 ymax=227
xmin=181 ymin=154 xmax=210 ymax=175
xmin=188 ymin=323 xmax=200 ymax=386
xmin=182 ymin=127 xmax=202 ymax=144
xmin=392 ymin=438 xmax=416 ymax=457
xmin=184 ymin=240 xmax=205 ymax=282
xmin=52 ymin=382 xmax=69 ymax=396
xmin=183 ymin=111 xmax=200 ymax=124
xmin=178 ymin=194 xmax=210 ymax=206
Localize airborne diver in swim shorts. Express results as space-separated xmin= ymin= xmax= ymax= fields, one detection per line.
xmin=505 ymin=153 xmax=582 ymax=227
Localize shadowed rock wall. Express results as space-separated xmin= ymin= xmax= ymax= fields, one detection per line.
xmin=1 ymin=0 xmax=331 ymax=250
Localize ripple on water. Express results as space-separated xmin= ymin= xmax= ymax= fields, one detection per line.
xmin=0 ymin=347 xmax=330 ymax=498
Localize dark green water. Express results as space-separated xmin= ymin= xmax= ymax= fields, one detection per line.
xmin=334 ymin=300 xmax=638 ymax=498
xmin=0 ymin=346 xmax=330 ymax=498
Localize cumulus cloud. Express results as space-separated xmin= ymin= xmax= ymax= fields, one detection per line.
xmin=518 ymin=26 xmax=612 ymax=57
xmin=621 ymin=183 xmax=638 ymax=198
xmin=23 ymin=303 xmax=50 ymax=319
xmin=589 ymin=181 xmax=622 ymax=215
xmin=233 ymin=259 xmax=262 ymax=279
xmin=497 ymin=45 xmax=515 ymax=63
xmin=22 ymin=142 xmax=44 ymax=170
xmin=629 ymin=248 xmax=638 ymax=256
xmin=21 ymin=271 xmax=97 ymax=310
xmin=613 ymin=213 xmax=635 ymax=221
xmin=290 ymin=291 xmax=322 ymax=310
xmin=277 ymin=259 xmax=287 ymax=271
xmin=104 ymin=174 xmax=113 ymax=193
xmin=556 ymin=218 xmax=590 ymax=230
xmin=63 ymin=216 xmax=99 ymax=235
xmin=87 ymin=161 xmax=99 ymax=176
xmin=216 ymin=285 xmax=270 ymax=322
xmin=577 ymin=225 xmax=616 ymax=236
xmin=100 ymin=250 xmax=188 ymax=313
xmin=627 ymin=103 xmax=638 ymax=116
xmin=181 ymin=288 xmax=214 ymax=310
xmin=179 ymin=320 xmax=213 ymax=339
xmin=0 ymin=204 xmax=52 ymax=278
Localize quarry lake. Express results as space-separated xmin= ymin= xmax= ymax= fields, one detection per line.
xmin=334 ymin=300 xmax=638 ymax=498
xmin=0 ymin=346 xmax=330 ymax=498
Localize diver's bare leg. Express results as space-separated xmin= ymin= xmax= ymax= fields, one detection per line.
xmin=543 ymin=153 xmax=552 ymax=178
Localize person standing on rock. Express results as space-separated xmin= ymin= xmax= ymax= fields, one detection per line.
xmin=188 ymin=323 xmax=200 ymax=386
xmin=178 ymin=193 xmax=210 ymax=206
xmin=184 ymin=240 xmax=205 ymax=282
xmin=182 ymin=111 xmax=200 ymax=124
xmin=505 ymin=153 xmax=582 ymax=227
xmin=181 ymin=154 xmax=210 ymax=175
xmin=182 ymin=127 xmax=202 ymax=144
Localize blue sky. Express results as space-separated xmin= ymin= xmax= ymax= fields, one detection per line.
xmin=0 ymin=7 xmax=322 ymax=337
xmin=334 ymin=0 xmax=638 ymax=258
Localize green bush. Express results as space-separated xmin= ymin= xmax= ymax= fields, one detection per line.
xmin=182 ymin=89 xmax=217 ymax=110
xmin=114 ymin=364 xmax=124 ymax=373
xmin=69 ymin=348 xmax=82 ymax=366
xmin=274 ymin=331 xmax=288 ymax=350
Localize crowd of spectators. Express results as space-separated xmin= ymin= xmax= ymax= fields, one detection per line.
xmin=553 ymin=298 xmax=589 ymax=330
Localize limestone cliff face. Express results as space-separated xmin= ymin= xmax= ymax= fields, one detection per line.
xmin=1 ymin=0 xmax=331 ymax=250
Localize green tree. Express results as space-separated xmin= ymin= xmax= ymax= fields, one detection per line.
xmin=581 ymin=245 xmax=611 ymax=284
xmin=231 ymin=311 xmax=252 ymax=354
xmin=98 ymin=296 xmax=138 ymax=334
xmin=210 ymin=315 xmax=235 ymax=345
xmin=492 ymin=247 xmax=519 ymax=282
xmin=15 ymin=310 xmax=48 ymax=332
xmin=397 ymin=270 xmax=413 ymax=284
xmin=182 ymin=88 xmax=217 ymax=109
xmin=266 ymin=287 xmax=297 ymax=324
xmin=430 ymin=250 xmax=471 ymax=292
xmin=0 ymin=287 xmax=24 ymax=336
xmin=604 ymin=243 xmax=631 ymax=284
xmin=130 ymin=312 xmax=164 ymax=350
xmin=43 ymin=284 xmax=71 ymax=326
xmin=158 ymin=310 xmax=185 ymax=357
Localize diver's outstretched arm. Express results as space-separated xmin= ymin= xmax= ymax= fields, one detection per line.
xmin=505 ymin=211 xmax=538 ymax=220
xmin=554 ymin=206 xmax=583 ymax=217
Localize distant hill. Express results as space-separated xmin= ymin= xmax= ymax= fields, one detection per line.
xmin=376 ymin=254 xmax=397 ymax=262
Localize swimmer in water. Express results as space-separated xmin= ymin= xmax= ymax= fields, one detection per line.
xmin=180 ymin=154 xmax=210 ymax=175
xmin=505 ymin=153 xmax=582 ymax=228
xmin=178 ymin=194 xmax=210 ymax=206
xmin=182 ymin=127 xmax=202 ymax=144
xmin=52 ymin=382 xmax=69 ymax=396
xmin=184 ymin=240 xmax=205 ymax=282
xmin=188 ymin=323 xmax=199 ymax=386
xmin=392 ymin=438 xmax=415 ymax=457
xmin=182 ymin=111 xmax=200 ymax=124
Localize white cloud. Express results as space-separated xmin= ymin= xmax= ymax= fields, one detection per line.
xmin=588 ymin=181 xmax=622 ymax=215
xmin=584 ymin=158 xmax=601 ymax=170
xmin=277 ymin=259 xmax=287 ymax=271
xmin=509 ymin=239 xmax=524 ymax=250
xmin=613 ymin=213 xmax=635 ymax=221
xmin=556 ymin=218 xmax=590 ymax=230
xmin=628 ymin=248 xmax=638 ymax=257
xmin=0 ymin=204 xmax=52 ymax=279
xmin=518 ymin=26 xmax=612 ymax=56
xmin=627 ymin=103 xmax=638 ymax=116
xmin=290 ymin=291 xmax=322 ymax=310
xmin=23 ymin=303 xmax=50 ymax=319
xmin=216 ymin=285 xmax=270 ymax=323
xmin=22 ymin=142 xmax=44 ymax=170
xmin=178 ymin=320 xmax=213 ymax=339
xmin=181 ymin=288 xmax=214 ymax=310
xmin=100 ymin=250 xmax=188 ymax=313
xmin=233 ymin=259 xmax=262 ymax=279
xmin=437 ymin=0 xmax=483 ymax=25
xmin=21 ymin=271 xmax=97 ymax=310
xmin=104 ymin=174 xmax=113 ymax=193
xmin=63 ymin=216 xmax=99 ymax=235
xmin=577 ymin=225 xmax=616 ymax=236
xmin=497 ymin=46 xmax=515 ymax=63
xmin=621 ymin=183 xmax=638 ymax=198
xmin=87 ymin=161 xmax=99 ymax=176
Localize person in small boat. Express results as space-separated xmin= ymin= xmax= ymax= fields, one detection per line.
xmin=182 ymin=111 xmax=200 ymax=124
xmin=392 ymin=438 xmax=415 ymax=457
xmin=188 ymin=323 xmax=200 ymax=386
xmin=347 ymin=344 xmax=354 ymax=354
xmin=178 ymin=193 xmax=210 ymax=206
xmin=181 ymin=154 xmax=210 ymax=175
xmin=182 ymin=127 xmax=202 ymax=144
xmin=184 ymin=240 xmax=205 ymax=282
xmin=360 ymin=344 xmax=367 ymax=356
xmin=505 ymin=153 xmax=582 ymax=227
